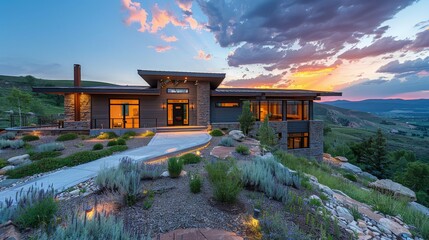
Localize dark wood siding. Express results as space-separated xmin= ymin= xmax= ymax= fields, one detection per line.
xmin=287 ymin=121 xmax=309 ymax=133
xmin=210 ymin=97 xmax=243 ymax=123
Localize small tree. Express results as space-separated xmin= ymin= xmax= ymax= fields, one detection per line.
xmin=257 ymin=115 xmax=277 ymax=151
xmin=238 ymin=101 xmax=255 ymax=135
xmin=7 ymin=88 xmax=32 ymax=126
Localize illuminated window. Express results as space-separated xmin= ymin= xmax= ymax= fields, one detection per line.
xmin=249 ymin=100 xmax=283 ymax=121
xmin=250 ymin=101 xmax=259 ymax=120
xmin=287 ymin=101 xmax=309 ymax=120
xmin=167 ymin=88 xmax=189 ymax=94
xmin=215 ymin=102 xmax=239 ymax=108
xmin=287 ymin=132 xmax=309 ymax=149
xmin=269 ymin=101 xmax=282 ymax=121
xmin=109 ymin=99 xmax=139 ymax=128
xmin=167 ymin=99 xmax=189 ymax=126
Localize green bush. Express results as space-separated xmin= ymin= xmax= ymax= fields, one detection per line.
xmin=189 ymin=173 xmax=202 ymax=193
xmin=116 ymin=138 xmax=126 ymax=146
xmin=0 ymin=132 xmax=16 ymax=140
xmin=22 ymin=135 xmax=39 ymax=142
xmin=238 ymin=101 xmax=255 ymax=135
xmin=97 ymin=131 xmax=118 ymax=139
xmin=56 ymin=133 xmax=78 ymax=141
xmin=29 ymin=151 xmax=62 ymax=161
xmin=107 ymin=140 xmax=117 ymax=146
xmin=210 ymin=129 xmax=224 ymax=137
xmin=9 ymin=140 xmax=24 ymax=149
xmin=206 ymin=160 xmax=242 ymax=203
xmin=168 ymin=157 xmax=183 ymax=178
xmin=92 ymin=143 xmax=104 ymax=150
xmin=343 ymin=173 xmax=358 ymax=182
xmin=122 ymin=131 xmax=136 ymax=139
xmin=141 ymin=130 xmax=155 ymax=137
xmin=109 ymin=145 xmax=128 ymax=152
xmin=35 ymin=142 xmax=65 ymax=152
xmin=0 ymin=159 xmax=7 ymax=168
xmin=236 ymin=145 xmax=250 ymax=155
xmin=219 ymin=137 xmax=234 ymax=147
xmin=180 ymin=153 xmax=202 ymax=164
xmin=257 ymin=115 xmax=278 ymax=149
xmin=15 ymin=197 xmax=57 ymax=228
xmin=140 ymin=163 xmax=165 ymax=180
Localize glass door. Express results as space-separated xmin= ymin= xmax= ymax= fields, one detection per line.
xmin=167 ymin=99 xmax=189 ymax=126
xmin=109 ymin=99 xmax=139 ymax=128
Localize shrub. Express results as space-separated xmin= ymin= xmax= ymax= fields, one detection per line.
xmin=0 ymin=140 xmax=10 ymax=149
xmin=140 ymin=163 xmax=164 ymax=180
xmin=55 ymin=133 xmax=78 ymax=141
xmin=29 ymin=151 xmax=62 ymax=160
xmin=210 ymin=129 xmax=224 ymax=137
xmin=143 ymin=190 xmax=155 ymax=210
xmin=15 ymin=197 xmax=57 ymax=228
xmin=206 ymin=160 xmax=242 ymax=203
xmin=180 ymin=153 xmax=202 ymax=164
xmin=309 ymin=198 xmax=322 ymax=207
xmin=0 ymin=132 xmax=16 ymax=140
xmin=257 ymin=115 xmax=278 ymax=149
xmin=9 ymin=140 xmax=25 ymax=149
xmin=141 ymin=130 xmax=155 ymax=137
xmin=350 ymin=205 xmax=362 ymax=221
xmin=236 ymin=145 xmax=250 ymax=155
xmin=219 ymin=137 xmax=234 ymax=147
xmin=92 ymin=143 xmax=104 ymax=150
xmin=238 ymin=101 xmax=255 ymax=135
xmin=260 ymin=212 xmax=310 ymax=240
xmin=168 ymin=157 xmax=183 ymax=178
xmin=189 ymin=173 xmax=202 ymax=193
xmin=97 ymin=131 xmax=118 ymax=139
xmin=116 ymin=138 xmax=126 ymax=146
xmin=22 ymin=135 xmax=39 ymax=142
xmin=343 ymin=173 xmax=357 ymax=182
xmin=109 ymin=145 xmax=128 ymax=152
xmin=35 ymin=142 xmax=65 ymax=152
xmin=0 ymin=159 xmax=7 ymax=168
xmin=107 ymin=140 xmax=117 ymax=146
xmin=122 ymin=131 xmax=136 ymax=139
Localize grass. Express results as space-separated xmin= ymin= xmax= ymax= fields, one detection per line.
xmin=235 ymin=145 xmax=250 ymax=155
xmin=206 ymin=160 xmax=242 ymax=203
xmin=275 ymin=151 xmax=429 ymax=239
xmin=22 ymin=135 xmax=39 ymax=142
xmin=29 ymin=151 xmax=62 ymax=160
xmin=167 ymin=157 xmax=183 ymax=178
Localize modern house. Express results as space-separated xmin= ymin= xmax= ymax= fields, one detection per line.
xmin=33 ymin=64 xmax=341 ymax=160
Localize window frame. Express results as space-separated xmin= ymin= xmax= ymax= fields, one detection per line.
xmin=166 ymin=88 xmax=189 ymax=94
xmin=215 ymin=102 xmax=240 ymax=108
xmin=287 ymin=132 xmax=309 ymax=149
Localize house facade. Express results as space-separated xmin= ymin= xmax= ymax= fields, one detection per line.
xmin=33 ymin=65 xmax=341 ymax=160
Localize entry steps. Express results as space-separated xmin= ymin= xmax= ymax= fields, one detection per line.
xmin=156 ymin=126 xmax=208 ymax=133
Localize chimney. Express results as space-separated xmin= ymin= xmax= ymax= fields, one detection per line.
xmin=74 ymin=64 xmax=81 ymax=87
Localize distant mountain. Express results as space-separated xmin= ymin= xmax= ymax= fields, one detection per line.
xmin=323 ymin=99 xmax=429 ymax=115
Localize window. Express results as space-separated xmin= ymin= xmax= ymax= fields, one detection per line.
xmin=216 ymin=102 xmax=240 ymax=108
xmin=287 ymin=132 xmax=309 ymax=149
xmin=249 ymin=100 xmax=283 ymax=121
xmin=109 ymin=99 xmax=139 ymax=128
xmin=167 ymin=88 xmax=189 ymax=94
xmin=287 ymin=100 xmax=309 ymax=120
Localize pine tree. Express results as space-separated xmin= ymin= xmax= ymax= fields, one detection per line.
xmin=257 ymin=115 xmax=278 ymax=150
xmin=238 ymin=101 xmax=255 ymax=135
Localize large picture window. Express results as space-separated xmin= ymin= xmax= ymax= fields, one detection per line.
xmin=287 ymin=100 xmax=309 ymax=120
xmin=216 ymin=102 xmax=240 ymax=108
xmin=287 ymin=132 xmax=309 ymax=149
xmin=109 ymin=99 xmax=139 ymax=128
xmin=249 ymin=100 xmax=283 ymax=121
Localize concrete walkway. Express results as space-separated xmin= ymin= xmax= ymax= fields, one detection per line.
xmin=0 ymin=131 xmax=211 ymax=203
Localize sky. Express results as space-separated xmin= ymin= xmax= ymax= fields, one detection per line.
xmin=0 ymin=0 xmax=429 ymax=101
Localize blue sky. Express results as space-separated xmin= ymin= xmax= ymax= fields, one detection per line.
xmin=1 ymin=0 xmax=429 ymax=100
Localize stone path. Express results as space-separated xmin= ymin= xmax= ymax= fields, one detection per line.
xmin=159 ymin=228 xmax=243 ymax=240
xmin=0 ymin=131 xmax=211 ymax=203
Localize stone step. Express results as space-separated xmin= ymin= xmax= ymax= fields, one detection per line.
xmin=156 ymin=126 xmax=208 ymax=132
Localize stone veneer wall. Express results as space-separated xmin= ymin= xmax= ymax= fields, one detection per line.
xmin=211 ymin=120 xmax=323 ymax=160
xmin=63 ymin=93 xmax=91 ymax=129
xmin=196 ymin=82 xmax=210 ymax=126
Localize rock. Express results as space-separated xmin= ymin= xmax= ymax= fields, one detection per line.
xmin=318 ymin=183 xmax=335 ymax=197
xmin=0 ymin=221 xmax=21 ymax=240
xmin=160 ymin=170 xmax=187 ymax=178
xmin=323 ymin=153 xmax=332 ymax=159
xmin=69 ymin=189 xmax=80 ymax=196
xmin=359 ymin=171 xmax=378 ymax=181
xmin=260 ymin=152 xmax=274 ymax=160
xmin=378 ymin=218 xmax=411 ymax=237
xmin=229 ymin=130 xmax=245 ymax=141
xmin=335 ymin=156 xmax=348 ymax=162
xmin=358 ymin=220 xmax=367 ymax=229
xmin=340 ymin=163 xmax=362 ymax=174
xmin=7 ymin=154 xmax=30 ymax=166
xmin=369 ymin=179 xmax=416 ymax=201
xmin=0 ymin=165 xmax=15 ymax=175
xmin=408 ymin=201 xmax=429 ymax=216
xmin=210 ymin=146 xmax=234 ymax=159
xmin=309 ymin=195 xmax=322 ymax=202
xmin=336 ymin=206 xmax=354 ymax=222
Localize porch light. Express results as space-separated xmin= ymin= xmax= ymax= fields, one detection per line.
xmin=195 ymin=80 xmax=198 ymax=86
xmin=190 ymin=103 xmax=195 ymax=109
xmin=161 ymin=103 xmax=166 ymax=109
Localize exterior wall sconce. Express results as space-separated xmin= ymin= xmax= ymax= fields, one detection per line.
xmin=161 ymin=103 xmax=166 ymax=109
xmin=190 ymin=103 xmax=195 ymax=110
xmin=194 ymin=80 xmax=199 ymax=86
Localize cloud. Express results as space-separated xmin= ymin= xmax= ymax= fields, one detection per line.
xmin=149 ymin=45 xmax=173 ymax=53
xmin=122 ymin=0 xmax=149 ymax=32
xmin=194 ymin=50 xmax=212 ymax=60
xmin=223 ymin=73 xmax=290 ymax=88
xmin=150 ymin=4 xmax=186 ymax=33
xmin=339 ymin=37 xmax=412 ymax=60
xmin=377 ymin=56 xmax=429 ymax=75
xmin=291 ymin=60 xmax=343 ymax=73
xmin=197 ymin=0 xmax=416 ymax=68
xmin=160 ymin=34 xmax=178 ymax=42
xmin=176 ymin=0 xmax=193 ymax=15
xmin=409 ymin=30 xmax=429 ymax=50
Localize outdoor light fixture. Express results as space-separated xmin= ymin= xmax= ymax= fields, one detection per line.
xmin=161 ymin=103 xmax=166 ymax=109
xmin=190 ymin=103 xmax=195 ymax=109
xmin=184 ymin=77 xmax=187 ymax=83
xmin=195 ymin=80 xmax=199 ymax=86
xmin=253 ymin=208 xmax=261 ymax=219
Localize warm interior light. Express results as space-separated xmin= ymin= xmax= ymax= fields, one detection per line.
xmin=162 ymin=103 xmax=166 ymax=109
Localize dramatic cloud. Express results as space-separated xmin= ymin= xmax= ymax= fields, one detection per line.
xmin=197 ymin=0 xmax=416 ymax=68
xmin=410 ymin=30 xmax=429 ymax=50
xmin=176 ymin=0 xmax=193 ymax=15
xmin=150 ymin=4 xmax=186 ymax=33
xmin=149 ymin=45 xmax=173 ymax=52
xmin=377 ymin=56 xmax=429 ymax=75
xmin=160 ymin=34 xmax=178 ymax=42
xmin=339 ymin=37 xmax=412 ymax=60
xmin=122 ymin=0 xmax=149 ymax=32
xmin=223 ymin=73 xmax=290 ymax=88
xmin=291 ymin=60 xmax=343 ymax=73
xmin=194 ymin=50 xmax=211 ymax=60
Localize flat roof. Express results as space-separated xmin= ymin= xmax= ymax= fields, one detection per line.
xmin=212 ymin=88 xmax=342 ymax=98
xmin=32 ymin=86 xmax=160 ymax=95
xmin=138 ymin=70 xmax=226 ymax=90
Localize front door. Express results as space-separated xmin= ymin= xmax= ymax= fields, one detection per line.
xmin=173 ymin=104 xmax=184 ymax=125
xmin=167 ymin=99 xmax=189 ymax=126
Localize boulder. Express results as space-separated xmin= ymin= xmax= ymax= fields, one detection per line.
xmin=229 ymin=130 xmax=245 ymax=141
xmin=335 ymin=156 xmax=349 ymax=162
xmin=0 ymin=221 xmax=21 ymax=240
xmin=260 ymin=152 xmax=274 ymax=160
xmin=408 ymin=202 xmax=429 ymax=216
xmin=160 ymin=170 xmax=187 ymax=178
xmin=378 ymin=218 xmax=411 ymax=237
xmin=336 ymin=206 xmax=354 ymax=222
xmin=369 ymin=179 xmax=416 ymax=201
xmin=340 ymin=163 xmax=363 ymax=174
xmin=318 ymin=184 xmax=335 ymax=197
xmin=0 ymin=165 xmax=15 ymax=175
xmin=359 ymin=171 xmax=378 ymax=181
xmin=7 ymin=154 xmax=30 ymax=166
